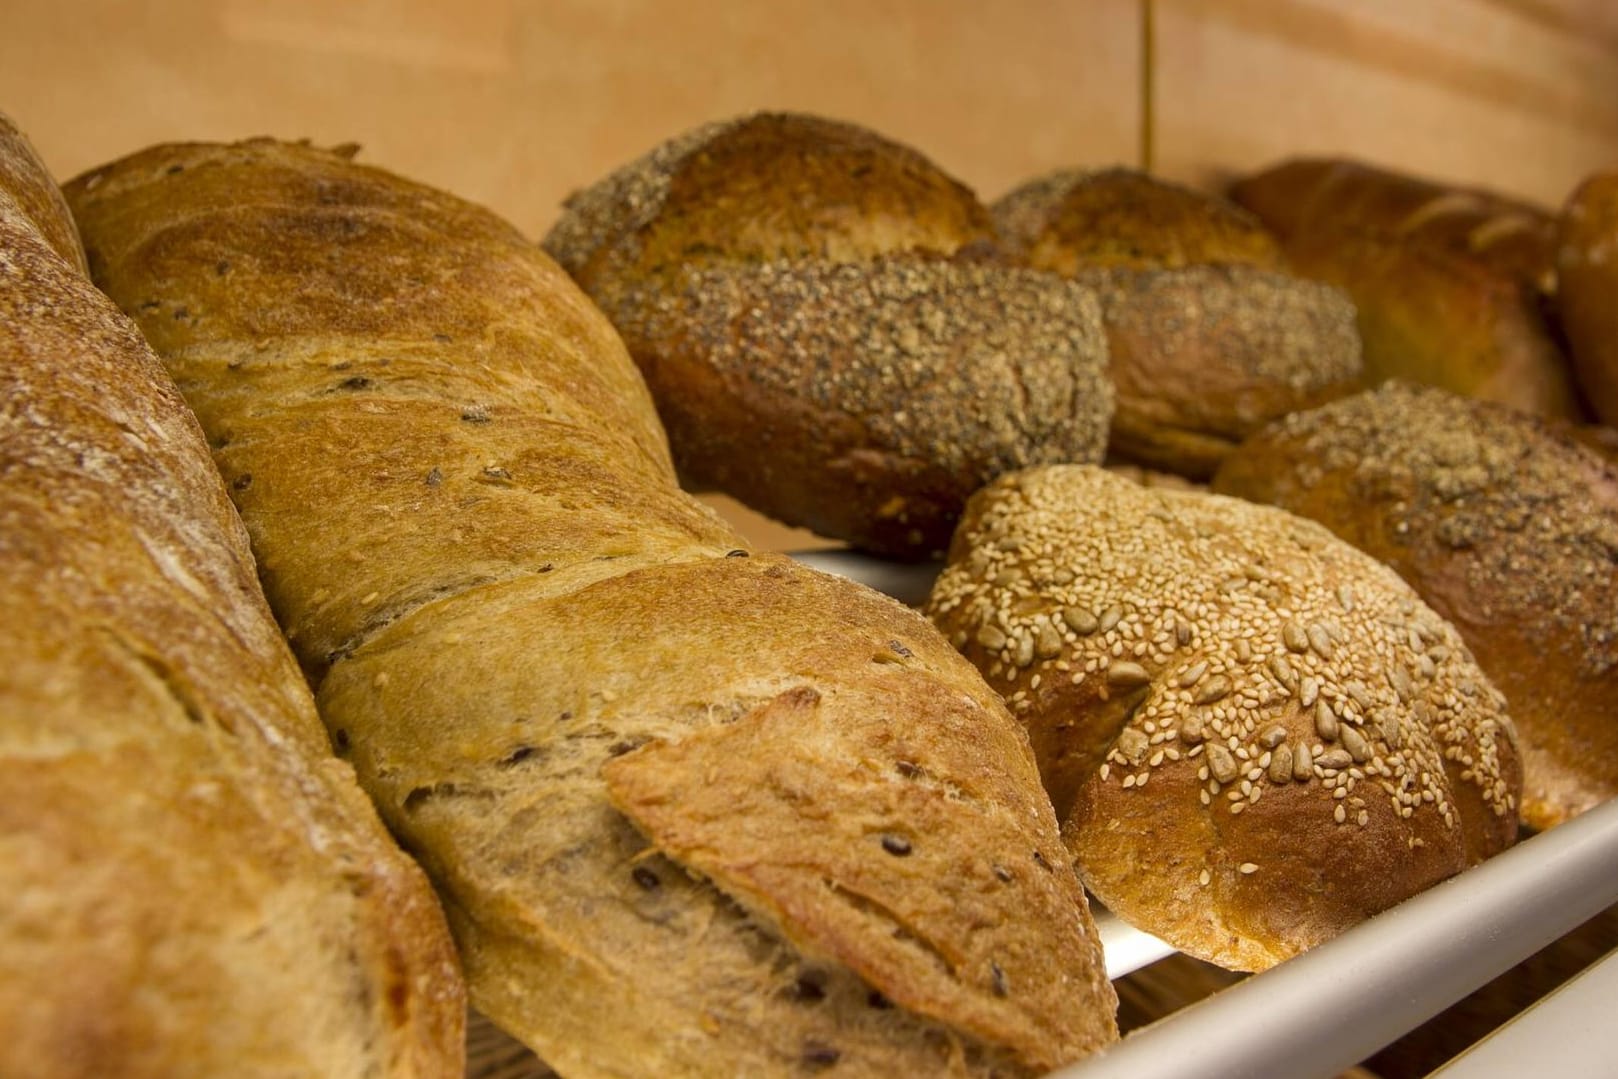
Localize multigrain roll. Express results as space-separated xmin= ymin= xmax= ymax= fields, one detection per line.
xmin=68 ymin=138 xmax=1118 ymax=1078
xmin=993 ymin=169 xmax=1362 ymax=478
xmin=925 ymin=465 xmax=1520 ymax=972
xmin=1556 ymin=170 xmax=1618 ymax=424
xmin=1232 ymin=157 xmax=1583 ymax=420
xmin=544 ymin=112 xmax=1114 ymax=559
xmin=1214 ymin=381 xmax=1618 ymax=830
xmin=0 ymin=115 xmax=463 ymax=1076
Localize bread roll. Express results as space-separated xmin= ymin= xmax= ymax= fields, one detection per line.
xmin=1555 ymin=171 xmax=1618 ymax=424
xmin=993 ymin=169 xmax=1362 ymax=478
xmin=0 ymin=116 xmax=463 ymax=1076
xmin=68 ymin=139 xmax=1118 ymax=1077
xmin=1213 ymin=381 xmax=1618 ymax=830
xmin=544 ymin=112 xmax=1114 ymax=559
xmin=1231 ymin=157 xmax=1583 ymax=420
xmin=925 ymin=465 xmax=1520 ymax=972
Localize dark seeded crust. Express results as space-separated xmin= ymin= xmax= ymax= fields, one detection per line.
xmin=609 ymin=255 xmax=1112 ymax=557
xmin=925 ymin=465 xmax=1520 ymax=972
xmin=69 ymin=138 xmax=1118 ymax=1077
xmin=990 ymin=169 xmax=1360 ymax=478
xmin=544 ymin=112 xmax=1112 ymax=559
xmin=992 ymin=168 xmax=1285 ymax=273
xmin=1556 ymin=171 xmax=1618 ymax=424
xmin=1 ymin=123 xmax=463 ymax=1075
xmin=1214 ymin=382 xmax=1618 ymax=829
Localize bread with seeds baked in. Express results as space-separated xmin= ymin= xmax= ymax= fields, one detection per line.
xmin=0 ymin=113 xmax=464 ymax=1077
xmin=1556 ymin=170 xmax=1618 ymax=424
xmin=1213 ymin=381 xmax=1618 ymax=830
xmin=925 ymin=465 xmax=1521 ymax=971
xmin=993 ymin=169 xmax=1363 ymax=479
xmin=68 ymin=137 xmax=1118 ymax=1078
xmin=543 ymin=112 xmax=1114 ymax=559
xmin=1231 ymin=157 xmax=1583 ymax=420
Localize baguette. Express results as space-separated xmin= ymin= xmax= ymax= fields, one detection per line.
xmin=67 ymin=138 xmax=1118 ymax=1077
xmin=0 ymin=114 xmax=463 ymax=1077
xmin=1231 ymin=157 xmax=1583 ymax=420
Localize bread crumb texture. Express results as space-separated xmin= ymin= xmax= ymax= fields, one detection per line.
xmin=927 ymin=464 xmax=1520 ymax=971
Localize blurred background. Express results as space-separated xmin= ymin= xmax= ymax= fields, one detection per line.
xmin=6 ymin=0 xmax=1618 ymax=546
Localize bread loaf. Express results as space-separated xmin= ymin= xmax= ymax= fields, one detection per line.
xmin=0 ymin=115 xmax=463 ymax=1077
xmin=543 ymin=112 xmax=1114 ymax=559
xmin=68 ymin=138 xmax=1118 ymax=1077
xmin=1213 ymin=381 xmax=1618 ymax=830
xmin=1231 ymin=157 xmax=1583 ymax=420
xmin=992 ymin=169 xmax=1362 ymax=478
xmin=925 ymin=465 xmax=1520 ymax=972
xmin=1555 ymin=171 xmax=1618 ymax=424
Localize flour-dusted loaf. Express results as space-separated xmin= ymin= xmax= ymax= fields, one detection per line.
xmin=0 ymin=114 xmax=463 ymax=1078
xmin=68 ymin=138 xmax=1118 ymax=1078
xmin=543 ymin=112 xmax=1114 ymax=559
xmin=1214 ymin=382 xmax=1618 ymax=830
xmin=992 ymin=169 xmax=1362 ymax=478
xmin=925 ymin=465 xmax=1520 ymax=972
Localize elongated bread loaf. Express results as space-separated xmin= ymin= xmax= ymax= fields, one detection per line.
xmin=0 ymin=115 xmax=463 ymax=1077
xmin=68 ymin=139 xmax=1118 ymax=1077
xmin=1556 ymin=171 xmax=1618 ymax=424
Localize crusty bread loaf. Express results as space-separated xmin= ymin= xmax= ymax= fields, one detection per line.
xmin=1213 ymin=381 xmax=1618 ymax=830
xmin=1231 ymin=157 xmax=1583 ymax=420
xmin=1555 ymin=170 xmax=1618 ymax=424
xmin=543 ymin=112 xmax=1114 ymax=559
xmin=993 ymin=169 xmax=1363 ymax=478
xmin=68 ymin=138 xmax=1118 ymax=1077
xmin=925 ymin=465 xmax=1520 ymax=972
xmin=0 ymin=116 xmax=463 ymax=1077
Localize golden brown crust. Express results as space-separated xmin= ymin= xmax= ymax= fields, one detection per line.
xmin=0 ymin=112 xmax=84 ymax=272
xmin=990 ymin=169 xmax=1361 ymax=477
xmin=926 ymin=465 xmax=1520 ymax=972
xmin=1232 ymin=158 xmax=1582 ymax=420
xmin=1556 ymin=171 xmax=1618 ymax=424
xmin=544 ymin=113 xmax=1113 ymax=559
xmin=3 ymin=125 xmax=462 ymax=1076
xmin=69 ymin=138 xmax=1117 ymax=1076
xmin=1213 ymin=382 xmax=1618 ymax=830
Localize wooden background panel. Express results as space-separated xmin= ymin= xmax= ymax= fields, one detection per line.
xmin=1152 ymin=0 xmax=1618 ymax=207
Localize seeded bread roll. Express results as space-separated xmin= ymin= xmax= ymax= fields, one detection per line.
xmin=68 ymin=138 xmax=1118 ymax=1078
xmin=993 ymin=169 xmax=1362 ymax=478
xmin=543 ymin=112 xmax=1114 ymax=559
xmin=1232 ymin=157 xmax=1583 ymax=420
xmin=1556 ymin=171 xmax=1618 ymax=424
xmin=0 ymin=117 xmax=463 ymax=1076
xmin=925 ymin=465 xmax=1520 ymax=972
xmin=1213 ymin=382 xmax=1618 ymax=830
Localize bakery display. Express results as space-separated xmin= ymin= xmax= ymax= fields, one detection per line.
xmin=925 ymin=464 xmax=1521 ymax=972
xmin=1231 ymin=157 xmax=1584 ymax=420
xmin=993 ymin=169 xmax=1363 ymax=478
xmin=543 ymin=111 xmax=1114 ymax=559
xmin=1213 ymin=381 xmax=1618 ymax=831
xmin=1555 ymin=171 xmax=1618 ymax=424
xmin=67 ymin=138 xmax=1119 ymax=1077
xmin=0 ymin=114 xmax=464 ymax=1076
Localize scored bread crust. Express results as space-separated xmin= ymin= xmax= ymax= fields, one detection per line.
xmin=1556 ymin=171 xmax=1618 ymax=424
xmin=1 ymin=119 xmax=463 ymax=1076
xmin=544 ymin=112 xmax=1114 ymax=559
xmin=925 ymin=465 xmax=1520 ymax=972
xmin=68 ymin=138 xmax=1118 ymax=1077
xmin=1213 ymin=382 xmax=1618 ymax=830
xmin=992 ymin=169 xmax=1363 ymax=479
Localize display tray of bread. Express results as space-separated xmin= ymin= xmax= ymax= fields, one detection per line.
xmin=65 ymin=136 xmax=1119 ymax=1078
xmin=923 ymin=465 xmax=1521 ymax=973
xmin=542 ymin=111 xmax=1115 ymax=561
xmin=1212 ymin=381 xmax=1618 ymax=832
xmin=1231 ymin=157 xmax=1585 ymax=421
xmin=990 ymin=169 xmax=1363 ymax=479
xmin=0 ymin=113 xmax=465 ymax=1077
